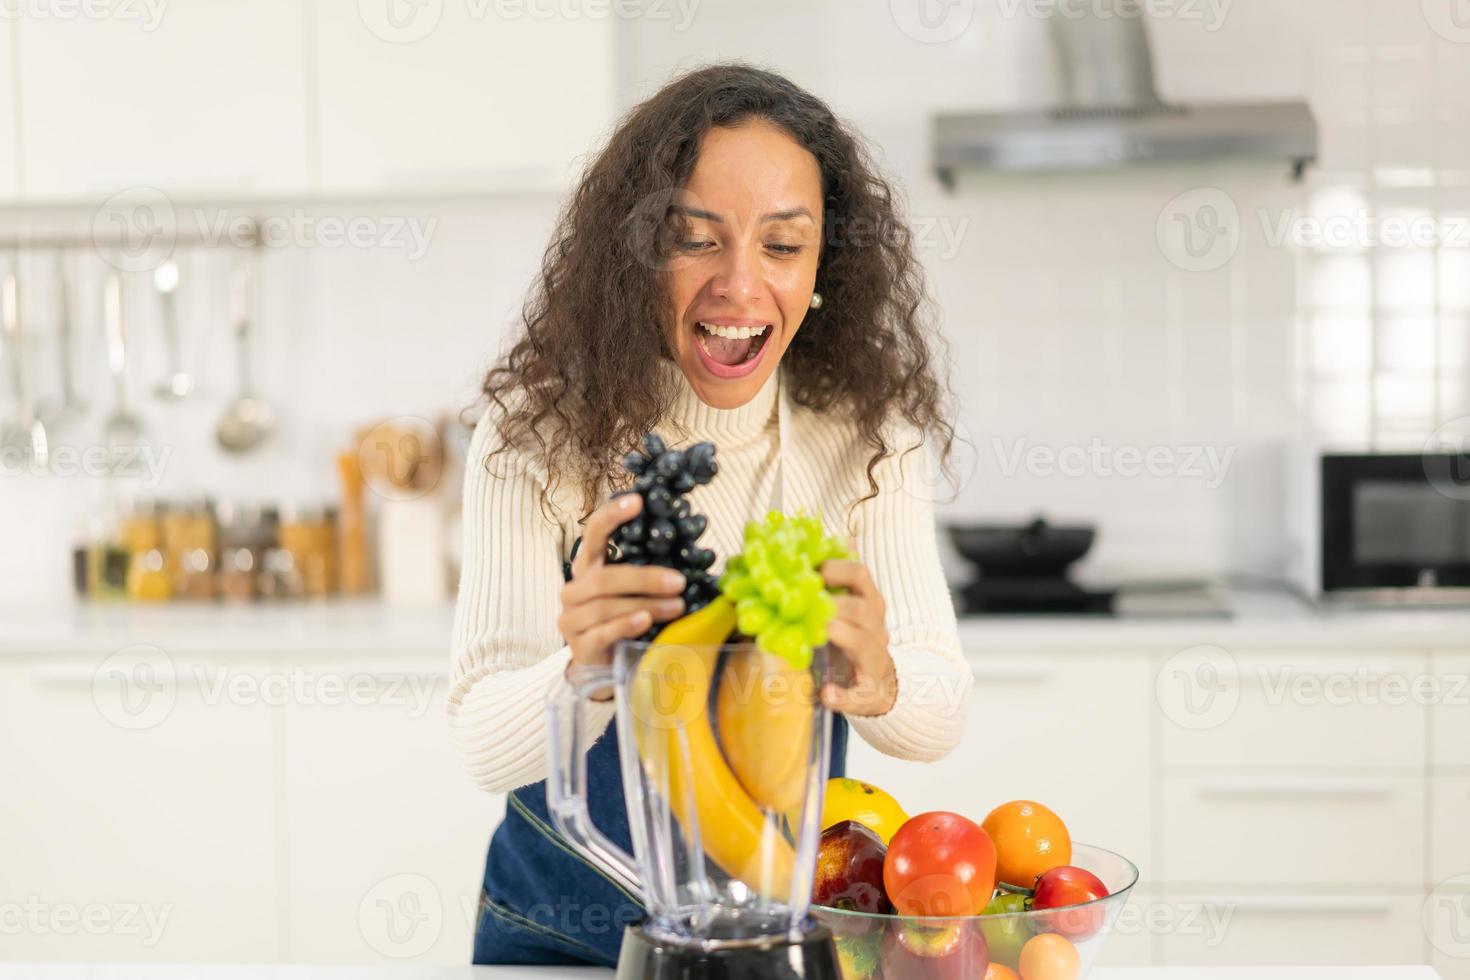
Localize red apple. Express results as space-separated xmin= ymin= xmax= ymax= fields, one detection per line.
xmin=813 ymin=820 xmax=892 ymax=936
xmin=1029 ymin=865 xmax=1109 ymax=941
xmin=881 ymin=918 xmax=990 ymax=979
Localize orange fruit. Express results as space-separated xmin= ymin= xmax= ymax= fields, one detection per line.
xmin=821 ymin=778 xmax=908 ymax=845
xmin=982 ymin=800 xmax=1071 ymax=888
xmin=1019 ymin=933 xmax=1080 ymax=980
xmin=986 ymin=964 xmax=1021 ymax=980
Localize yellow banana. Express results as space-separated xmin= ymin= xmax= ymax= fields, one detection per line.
xmin=716 ymin=649 xmax=814 ymax=813
xmin=630 ymin=597 xmax=796 ymax=898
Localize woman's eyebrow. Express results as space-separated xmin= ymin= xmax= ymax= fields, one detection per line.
xmin=669 ymin=206 xmax=815 ymax=224
xmin=763 ymin=207 xmax=814 ymax=223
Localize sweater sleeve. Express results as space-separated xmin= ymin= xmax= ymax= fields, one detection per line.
xmin=844 ymin=434 xmax=972 ymax=763
xmin=446 ymin=408 xmax=617 ymax=794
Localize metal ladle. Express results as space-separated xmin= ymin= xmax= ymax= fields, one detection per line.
xmin=101 ymin=273 xmax=144 ymax=454
xmin=216 ymin=265 xmax=272 ymax=453
xmin=152 ymin=258 xmax=194 ymax=400
xmin=39 ymin=252 xmax=88 ymax=430
xmin=0 ymin=272 xmax=49 ymax=466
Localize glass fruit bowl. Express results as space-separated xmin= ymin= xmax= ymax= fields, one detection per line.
xmin=811 ymin=842 xmax=1139 ymax=980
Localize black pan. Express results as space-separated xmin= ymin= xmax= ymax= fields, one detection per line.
xmin=948 ymin=518 xmax=1095 ymax=579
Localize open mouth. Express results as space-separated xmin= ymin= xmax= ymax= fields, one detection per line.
xmin=693 ymin=321 xmax=774 ymax=379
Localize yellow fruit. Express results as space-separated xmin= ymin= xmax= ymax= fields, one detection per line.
xmin=631 ymin=598 xmax=794 ymax=896
xmin=1018 ymin=933 xmax=1080 ymax=980
xmin=716 ymin=646 xmax=815 ymax=813
xmin=820 ymin=778 xmax=909 ymax=845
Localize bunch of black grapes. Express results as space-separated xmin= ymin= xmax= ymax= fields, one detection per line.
xmin=612 ymin=433 xmax=720 ymax=622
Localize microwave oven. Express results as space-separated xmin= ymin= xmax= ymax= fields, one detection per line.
xmin=1301 ymin=452 xmax=1470 ymax=604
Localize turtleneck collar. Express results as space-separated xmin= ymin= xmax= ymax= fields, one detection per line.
xmin=657 ymin=358 xmax=780 ymax=448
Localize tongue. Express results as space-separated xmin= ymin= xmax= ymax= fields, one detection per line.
xmin=703 ymin=331 xmax=755 ymax=366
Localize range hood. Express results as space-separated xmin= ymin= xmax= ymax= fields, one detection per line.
xmin=933 ymin=7 xmax=1317 ymax=184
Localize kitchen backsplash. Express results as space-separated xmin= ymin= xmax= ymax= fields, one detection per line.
xmin=3 ymin=0 xmax=1468 ymax=604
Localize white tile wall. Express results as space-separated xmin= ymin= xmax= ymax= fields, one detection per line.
xmin=3 ymin=0 xmax=1469 ymax=604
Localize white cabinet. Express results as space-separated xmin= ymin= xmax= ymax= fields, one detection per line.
xmin=12 ymin=1 xmax=618 ymax=202
xmin=1156 ymin=891 xmax=1426 ymax=967
xmin=1160 ymin=775 xmax=1424 ymax=886
xmin=16 ymin=1 xmax=310 ymax=200
xmin=0 ymin=653 xmax=280 ymax=961
xmin=847 ymin=652 xmax=1154 ymax=884
xmin=1430 ymin=875 xmax=1470 ymax=980
xmin=0 ymin=19 xmax=17 ymax=200
xmin=1431 ymin=650 xmax=1470 ymax=768
xmin=280 ymin=663 xmax=502 ymax=963
xmin=310 ymin=4 xmax=616 ymax=195
xmin=1158 ymin=649 xmax=1427 ymax=770
xmin=1431 ymin=776 xmax=1470 ymax=888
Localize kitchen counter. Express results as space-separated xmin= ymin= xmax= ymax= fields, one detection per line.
xmin=955 ymin=589 xmax=1470 ymax=651
xmin=4 ymin=588 xmax=1470 ymax=659
xmin=0 ymin=965 xmax=1443 ymax=979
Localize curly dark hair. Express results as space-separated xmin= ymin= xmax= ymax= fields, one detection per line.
xmin=481 ymin=62 xmax=954 ymax=517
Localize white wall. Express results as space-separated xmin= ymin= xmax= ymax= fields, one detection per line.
xmin=3 ymin=0 xmax=1469 ymax=604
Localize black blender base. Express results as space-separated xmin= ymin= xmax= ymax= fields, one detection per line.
xmin=615 ymin=922 xmax=841 ymax=980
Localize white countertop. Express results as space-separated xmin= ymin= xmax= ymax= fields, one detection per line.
xmin=2 ymin=589 xmax=1469 ymax=659
xmin=0 ymin=965 xmax=1443 ymax=979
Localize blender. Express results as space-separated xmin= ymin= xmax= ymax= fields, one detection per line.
xmin=548 ymin=632 xmax=842 ymax=979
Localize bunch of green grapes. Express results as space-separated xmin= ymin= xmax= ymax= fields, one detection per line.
xmin=718 ymin=511 xmax=853 ymax=669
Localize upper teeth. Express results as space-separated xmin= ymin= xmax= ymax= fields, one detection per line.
xmin=700 ymin=322 xmax=767 ymax=340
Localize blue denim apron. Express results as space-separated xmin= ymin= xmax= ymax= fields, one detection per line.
xmin=472 ymin=712 xmax=850 ymax=966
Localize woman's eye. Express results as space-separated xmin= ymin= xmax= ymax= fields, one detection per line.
xmin=677 ymin=240 xmax=715 ymax=253
xmin=766 ymin=243 xmax=804 ymax=255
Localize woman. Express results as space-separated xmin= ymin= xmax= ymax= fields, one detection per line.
xmin=449 ymin=63 xmax=970 ymax=966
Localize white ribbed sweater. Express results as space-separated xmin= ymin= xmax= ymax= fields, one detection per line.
xmin=448 ymin=361 xmax=971 ymax=794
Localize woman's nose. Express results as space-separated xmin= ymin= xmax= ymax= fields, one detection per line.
xmin=710 ymin=245 xmax=762 ymax=303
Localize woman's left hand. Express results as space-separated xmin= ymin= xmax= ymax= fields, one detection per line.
xmin=818 ymin=558 xmax=896 ymax=716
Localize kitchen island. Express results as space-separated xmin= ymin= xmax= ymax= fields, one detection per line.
xmin=1 ymin=595 xmax=1464 ymax=974
xmin=0 ymin=964 xmax=1445 ymax=978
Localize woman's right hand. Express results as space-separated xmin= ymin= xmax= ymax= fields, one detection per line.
xmin=559 ymin=494 xmax=686 ymax=686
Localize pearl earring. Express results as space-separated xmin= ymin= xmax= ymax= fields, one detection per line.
xmin=810 ymin=292 xmax=823 ymax=310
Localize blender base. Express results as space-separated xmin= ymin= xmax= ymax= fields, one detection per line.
xmin=615 ymin=922 xmax=841 ymax=980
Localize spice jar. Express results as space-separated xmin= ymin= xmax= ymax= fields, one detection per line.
xmin=280 ymin=504 xmax=336 ymax=599
xmin=256 ymin=546 xmax=303 ymax=600
xmin=167 ymin=497 xmax=217 ymax=600
xmin=127 ymin=548 xmax=172 ymax=602
xmin=216 ymin=502 xmax=267 ymax=602
xmin=120 ymin=499 xmax=163 ymax=556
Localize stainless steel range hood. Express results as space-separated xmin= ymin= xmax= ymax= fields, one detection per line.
xmin=933 ymin=7 xmax=1317 ymax=184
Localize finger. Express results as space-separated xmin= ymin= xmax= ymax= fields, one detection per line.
xmin=562 ymin=596 xmax=685 ymax=636
xmin=580 ymin=609 xmax=654 ymax=656
xmin=833 ymin=595 xmax=877 ymax=630
xmin=565 ymin=564 xmax=685 ymax=604
xmin=573 ymin=494 xmax=642 ymax=575
xmin=821 ymin=558 xmax=873 ymax=595
xmin=820 ymin=676 xmax=892 ymax=717
xmin=826 ymin=616 xmax=870 ymax=662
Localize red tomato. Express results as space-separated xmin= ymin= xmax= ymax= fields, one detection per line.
xmin=1029 ymin=866 xmax=1109 ymax=941
xmin=883 ymin=811 xmax=998 ymax=917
